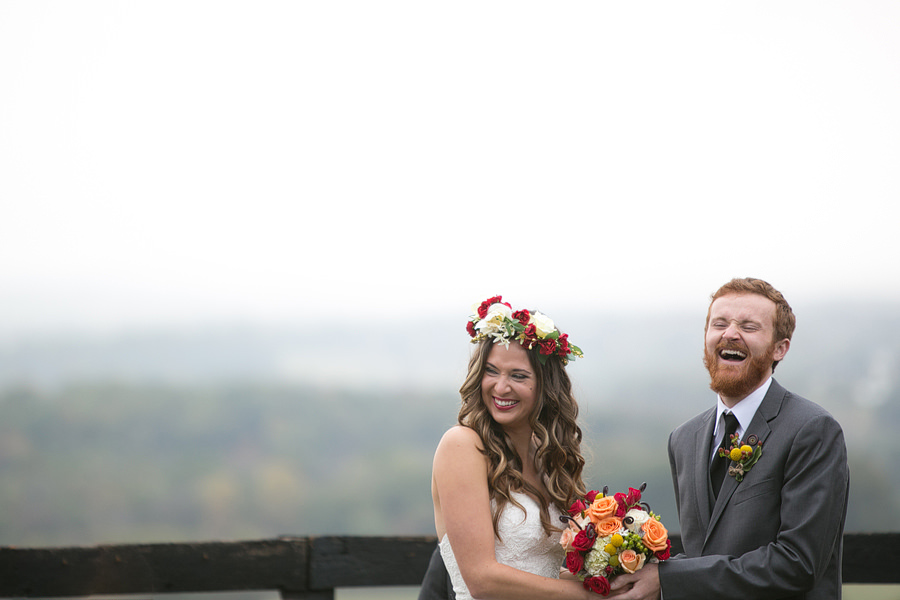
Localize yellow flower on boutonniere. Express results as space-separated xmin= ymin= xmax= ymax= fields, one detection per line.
xmin=717 ymin=432 xmax=763 ymax=482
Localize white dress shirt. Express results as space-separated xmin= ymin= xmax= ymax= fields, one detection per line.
xmin=710 ymin=377 xmax=772 ymax=461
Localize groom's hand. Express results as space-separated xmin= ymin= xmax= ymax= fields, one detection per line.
xmin=608 ymin=563 xmax=660 ymax=600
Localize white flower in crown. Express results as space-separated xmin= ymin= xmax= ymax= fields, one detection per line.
xmin=529 ymin=311 xmax=556 ymax=338
xmin=483 ymin=302 xmax=513 ymax=325
xmin=475 ymin=303 xmax=513 ymax=341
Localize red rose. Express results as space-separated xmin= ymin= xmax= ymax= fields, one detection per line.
xmin=521 ymin=324 xmax=538 ymax=350
xmin=466 ymin=321 xmax=477 ymax=338
xmin=614 ymin=487 xmax=643 ymax=515
xmin=585 ymin=490 xmax=599 ymax=504
xmin=512 ymin=309 xmax=530 ymax=325
xmin=557 ymin=333 xmax=570 ymax=356
xmin=655 ymin=539 xmax=672 ymax=561
xmin=571 ymin=528 xmax=596 ymax=552
xmin=539 ymin=339 xmax=557 ymax=355
xmin=583 ymin=576 xmax=611 ymax=596
xmin=565 ymin=551 xmax=584 ymax=574
xmin=568 ymin=499 xmax=587 ymax=516
xmin=477 ymin=295 xmax=503 ymax=318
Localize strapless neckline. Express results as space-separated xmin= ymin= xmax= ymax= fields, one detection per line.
xmin=439 ymin=491 xmax=565 ymax=600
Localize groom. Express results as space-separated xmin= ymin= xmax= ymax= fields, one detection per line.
xmin=612 ymin=277 xmax=849 ymax=599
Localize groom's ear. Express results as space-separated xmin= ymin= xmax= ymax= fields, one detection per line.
xmin=773 ymin=338 xmax=790 ymax=362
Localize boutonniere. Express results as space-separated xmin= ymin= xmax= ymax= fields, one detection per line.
xmin=717 ymin=433 xmax=762 ymax=482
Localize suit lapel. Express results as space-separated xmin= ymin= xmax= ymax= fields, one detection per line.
xmin=703 ymin=380 xmax=786 ymax=549
xmin=692 ymin=409 xmax=716 ymax=534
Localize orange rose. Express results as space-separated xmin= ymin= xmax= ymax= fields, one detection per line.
xmin=595 ymin=516 xmax=623 ymax=536
xmin=586 ymin=496 xmax=619 ymax=523
xmin=641 ymin=518 xmax=668 ymax=552
xmin=619 ymin=548 xmax=646 ymax=574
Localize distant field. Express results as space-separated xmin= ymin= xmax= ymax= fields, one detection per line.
xmin=332 ymin=585 xmax=900 ymax=600
xmin=337 ymin=587 xmax=419 ymax=599
xmin=336 ymin=584 xmax=900 ymax=600
xmin=843 ymin=585 xmax=900 ymax=600
xmin=30 ymin=582 xmax=900 ymax=599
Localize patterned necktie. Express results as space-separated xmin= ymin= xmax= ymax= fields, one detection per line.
xmin=711 ymin=412 xmax=739 ymax=499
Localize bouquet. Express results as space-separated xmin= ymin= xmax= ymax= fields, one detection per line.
xmin=559 ymin=483 xmax=670 ymax=596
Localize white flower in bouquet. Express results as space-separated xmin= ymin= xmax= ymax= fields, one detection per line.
xmin=624 ymin=508 xmax=651 ymax=532
xmin=584 ymin=545 xmax=611 ymax=577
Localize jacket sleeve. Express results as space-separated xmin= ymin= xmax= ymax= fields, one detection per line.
xmin=418 ymin=545 xmax=456 ymax=600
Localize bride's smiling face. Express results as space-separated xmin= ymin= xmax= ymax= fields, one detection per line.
xmin=481 ymin=342 xmax=537 ymax=431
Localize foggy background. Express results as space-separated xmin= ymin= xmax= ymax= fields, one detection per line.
xmin=2 ymin=1 xmax=899 ymax=598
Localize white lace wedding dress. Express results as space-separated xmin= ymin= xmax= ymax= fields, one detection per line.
xmin=439 ymin=491 xmax=565 ymax=600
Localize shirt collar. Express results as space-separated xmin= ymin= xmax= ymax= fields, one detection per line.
xmin=714 ymin=376 xmax=772 ymax=439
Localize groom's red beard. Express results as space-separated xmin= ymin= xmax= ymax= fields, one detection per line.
xmin=704 ymin=341 xmax=775 ymax=399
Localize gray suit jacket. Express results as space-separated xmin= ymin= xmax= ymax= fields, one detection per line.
xmin=418 ymin=545 xmax=455 ymax=600
xmin=659 ymin=379 xmax=849 ymax=600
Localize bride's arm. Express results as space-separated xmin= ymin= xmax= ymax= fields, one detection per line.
xmin=433 ymin=426 xmax=593 ymax=600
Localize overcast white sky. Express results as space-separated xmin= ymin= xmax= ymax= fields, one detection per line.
xmin=2 ymin=1 xmax=899 ymax=337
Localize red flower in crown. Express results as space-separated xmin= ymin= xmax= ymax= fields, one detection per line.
xmin=512 ymin=309 xmax=531 ymax=326
xmin=539 ymin=339 xmax=557 ymax=355
xmin=477 ymin=295 xmax=506 ymax=319
xmin=520 ymin=324 xmax=538 ymax=350
xmin=466 ymin=321 xmax=477 ymax=338
xmin=557 ymin=333 xmax=570 ymax=357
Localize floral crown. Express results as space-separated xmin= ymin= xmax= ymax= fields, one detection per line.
xmin=466 ymin=295 xmax=583 ymax=365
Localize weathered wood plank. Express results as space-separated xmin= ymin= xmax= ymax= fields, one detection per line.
xmin=307 ymin=536 xmax=681 ymax=588
xmin=0 ymin=538 xmax=308 ymax=597
xmin=841 ymin=532 xmax=900 ymax=584
xmin=310 ymin=536 xmax=439 ymax=588
xmin=0 ymin=533 xmax=895 ymax=598
xmin=281 ymin=592 xmax=335 ymax=600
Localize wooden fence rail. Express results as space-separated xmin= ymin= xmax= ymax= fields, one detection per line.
xmin=1 ymin=533 xmax=897 ymax=599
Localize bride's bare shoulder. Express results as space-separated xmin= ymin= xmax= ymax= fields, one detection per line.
xmin=433 ymin=426 xmax=489 ymax=494
xmin=437 ymin=425 xmax=482 ymax=450
xmin=434 ymin=426 xmax=487 ymax=467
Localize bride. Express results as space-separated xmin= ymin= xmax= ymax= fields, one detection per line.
xmin=427 ymin=296 xmax=600 ymax=600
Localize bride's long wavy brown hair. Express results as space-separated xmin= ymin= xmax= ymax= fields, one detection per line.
xmin=458 ymin=338 xmax=586 ymax=539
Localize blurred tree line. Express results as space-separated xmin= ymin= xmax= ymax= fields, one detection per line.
xmin=1 ymin=376 xmax=898 ymax=547
xmin=2 ymin=303 xmax=899 ymax=546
